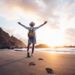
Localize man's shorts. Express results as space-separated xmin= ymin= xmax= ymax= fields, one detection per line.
xmin=28 ymin=36 xmax=36 ymax=44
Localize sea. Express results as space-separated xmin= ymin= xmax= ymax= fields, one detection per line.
xmin=13 ymin=48 xmax=75 ymax=54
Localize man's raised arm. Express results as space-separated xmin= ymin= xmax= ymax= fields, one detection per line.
xmin=35 ymin=21 xmax=47 ymax=29
xmin=18 ymin=22 xmax=29 ymax=30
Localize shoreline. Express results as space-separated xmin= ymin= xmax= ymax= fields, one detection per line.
xmin=0 ymin=48 xmax=75 ymax=54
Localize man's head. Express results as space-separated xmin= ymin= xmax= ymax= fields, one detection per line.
xmin=29 ymin=22 xmax=35 ymax=27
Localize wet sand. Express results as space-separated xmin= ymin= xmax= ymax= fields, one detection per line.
xmin=0 ymin=49 xmax=75 ymax=75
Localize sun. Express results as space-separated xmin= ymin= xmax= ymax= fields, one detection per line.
xmin=37 ymin=27 xmax=66 ymax=47
xmin=48 ymin=29 xmax=65 ymax=47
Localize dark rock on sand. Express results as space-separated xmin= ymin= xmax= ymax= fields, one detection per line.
xmin=35 ymin=44 xmax=49 ymax=48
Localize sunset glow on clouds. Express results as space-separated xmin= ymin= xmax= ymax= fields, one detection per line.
xmin=0 ymin=0 xmax=75 ymax=46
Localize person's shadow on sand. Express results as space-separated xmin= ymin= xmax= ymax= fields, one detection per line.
xmin=0 ymin=57 xmax=27 ymax=68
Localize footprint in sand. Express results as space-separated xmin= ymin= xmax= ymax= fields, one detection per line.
xmin=45 ymin=67 xmax=54 ymax=74
xmin=29 ymin=62 xmax=36 ymax=66
xmin=38 ymin=58 xmax=44 ymax=61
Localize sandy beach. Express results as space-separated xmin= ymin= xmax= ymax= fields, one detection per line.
xmin=0 ymin=49 xmax=75 ymax=75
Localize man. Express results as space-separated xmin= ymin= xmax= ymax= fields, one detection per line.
xmin=18 ymin=21 xmax=47 ymax=57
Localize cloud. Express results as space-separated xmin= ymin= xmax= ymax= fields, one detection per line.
xmin=0 ymin=0 xmax=62 ymax=19
xmin=0 ymin=0 xmax=75 ymax=29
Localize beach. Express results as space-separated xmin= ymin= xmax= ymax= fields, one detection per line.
xmin=0 ymin=49 xmax=75 ymax=75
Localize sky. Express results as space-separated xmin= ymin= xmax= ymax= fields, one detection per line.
xmin=0 ymin=0 xmax=75 ymax=47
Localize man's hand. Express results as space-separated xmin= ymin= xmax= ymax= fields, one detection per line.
xmin=18 ymin=22 xmax=21 ymax=25
xmin=43 ymin=21 xmax=47 ymax=25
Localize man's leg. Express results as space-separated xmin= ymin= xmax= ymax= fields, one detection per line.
xmin=27 ymin=43 xmax=31 ymax=57
xmin=32 ymin=43 xmax=35 ymax=54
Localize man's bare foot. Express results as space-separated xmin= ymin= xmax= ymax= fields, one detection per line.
xmin=27 ymin=52 xmax=30 ymax=58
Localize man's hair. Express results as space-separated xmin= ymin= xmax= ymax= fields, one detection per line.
xmin=29 ymin=22 xmax=35 ymax=27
